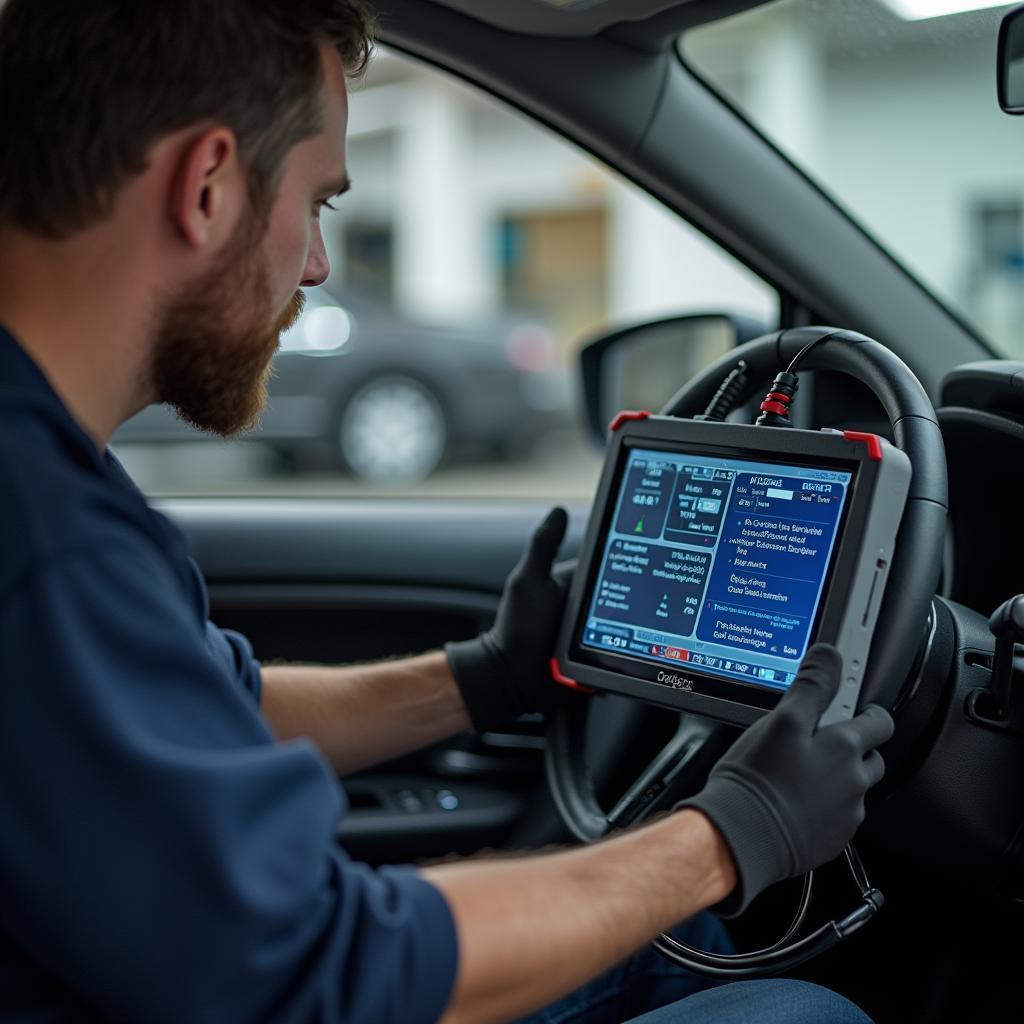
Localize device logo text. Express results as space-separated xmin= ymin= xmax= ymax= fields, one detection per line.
xmin=657 ymin=670 xmax=695 ymax=690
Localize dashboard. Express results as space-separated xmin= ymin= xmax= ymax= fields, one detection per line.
xmin=806 ymin=365 xmax=1024 ymax=620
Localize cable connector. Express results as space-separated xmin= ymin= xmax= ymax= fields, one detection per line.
xmin=756 ymin=371 xmax=799 ymax=427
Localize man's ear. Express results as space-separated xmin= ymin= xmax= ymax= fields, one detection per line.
xmin=170 ymin=126 xmax=245 ymax=250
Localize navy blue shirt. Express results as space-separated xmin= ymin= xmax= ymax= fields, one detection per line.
xmin=0 ymin=326 xmax=457 ymax=1022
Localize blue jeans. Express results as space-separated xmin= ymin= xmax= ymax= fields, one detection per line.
xmin=515 ymin=914 xmax=871 ymax=1024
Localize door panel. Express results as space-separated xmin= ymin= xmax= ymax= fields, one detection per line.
xmin=161 ymin=497 xmax=590 ymax=864
xmin=162 ymin=498 xmax=586 ymax=588
xmin=208 ymin=585 xmax=495 ymax=665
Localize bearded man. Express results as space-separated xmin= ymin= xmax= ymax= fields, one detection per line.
xmin=0 ymin=3 xmax=892 ymax=1022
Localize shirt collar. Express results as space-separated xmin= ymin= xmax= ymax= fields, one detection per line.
xmin=0 ymin=322 xmax=62 ymax=396
xmin=0 ymin=322 xmax=111 ymax=474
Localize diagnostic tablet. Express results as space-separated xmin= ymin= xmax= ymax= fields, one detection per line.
xmin=553 ymin=414 xmax=911 ymax=726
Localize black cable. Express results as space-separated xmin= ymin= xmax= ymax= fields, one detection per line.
xmin=651 ymin=916 xmax=844 ymax=978
xmin=786 ymin=330 xmax=843 ymax=375
xmin=696 ymin=360 xmax=749 ymax=422
xmin=843 ymin=844 xmax=873 ymax=897
xmin=757 ymin=330 xmax=844 ymax=428
xmin=652 ymin=871 xmax=814 ymax=969
xmin=649 ymin=843 xmax=883 ymax=977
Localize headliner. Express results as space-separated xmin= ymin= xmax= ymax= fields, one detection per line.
xmin=419 ymin=0 xmax=770 ymax=39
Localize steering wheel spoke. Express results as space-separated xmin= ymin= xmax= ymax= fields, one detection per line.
xmin=605 ymin=716 xmax=715 ymax=829
xmin=546 ymin=698 xmax=727 ymax=843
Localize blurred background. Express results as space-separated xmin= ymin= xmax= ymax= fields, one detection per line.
xmin=115 ymin=0 xmax=1024 ymax=499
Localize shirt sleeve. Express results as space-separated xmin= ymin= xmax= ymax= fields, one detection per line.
xmin=186 ymin=554 xmax=264 ymax=704
xmin=205 ymin=620 xmax=263 ymax=703
xmin=0 ymin=540 xmax=458 ymax=1024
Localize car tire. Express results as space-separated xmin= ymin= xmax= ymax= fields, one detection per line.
xmin=338 ymin=374 xmax=448 ymax=485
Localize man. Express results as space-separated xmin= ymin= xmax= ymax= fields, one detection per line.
xmin=0 ymin=2 xmax=892 ymax=1021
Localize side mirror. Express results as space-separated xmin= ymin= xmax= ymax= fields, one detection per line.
xmin=579 ymin=312 xmax=769 ymax=444
xmin=998 ymin=4 xmax=1024 ymax=114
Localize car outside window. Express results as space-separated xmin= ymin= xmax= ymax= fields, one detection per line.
xmin=114 ymin=47 xmax=778 ymax=499
xmin=683 ymin=0 xmax=1024 ymax=359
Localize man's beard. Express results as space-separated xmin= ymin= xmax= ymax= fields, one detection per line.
xmin=151 ymin=217 xmax=306 ymax=438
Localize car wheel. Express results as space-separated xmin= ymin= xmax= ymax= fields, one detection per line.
xmin=338 ymin=374 xmax=447 ymax=485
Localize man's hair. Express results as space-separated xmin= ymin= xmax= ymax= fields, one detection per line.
xmin=0 ymin=0 xmax=373 ymax=238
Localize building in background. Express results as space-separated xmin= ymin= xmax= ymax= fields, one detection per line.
xmin=325 ymin=0 xmax=1024 ymax=362
xmin=321 ymin=46 xmax=776 ymax=371
xmin=684 ymin=0 xmax=1024 ymax=357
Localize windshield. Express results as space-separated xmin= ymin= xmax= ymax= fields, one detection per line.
xmin=683 ymin=0 xmax=1024 ymax=358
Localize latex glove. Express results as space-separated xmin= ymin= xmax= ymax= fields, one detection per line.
xmin=446 ymin=507 xmax=571 ymax=732
xmin=683 ymin=644 xmax=894 ymax=916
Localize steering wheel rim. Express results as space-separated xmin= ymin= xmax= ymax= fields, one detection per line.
xmin=547 ymin=326 xmax=948 ymax=845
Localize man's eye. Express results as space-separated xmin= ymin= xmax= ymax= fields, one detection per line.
xmin=315 ymin=199 xmax=339 ymax=215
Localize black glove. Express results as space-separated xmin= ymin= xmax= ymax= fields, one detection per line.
xmin=682 ymin=644 xmax=894 ymax=917
xmin=446 ymin=507 xmax=571 ymax=733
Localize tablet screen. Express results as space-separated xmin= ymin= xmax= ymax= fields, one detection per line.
xmin=579 ymin=446 xmax=854 ymax=692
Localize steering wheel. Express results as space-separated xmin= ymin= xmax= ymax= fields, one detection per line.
xmin=546 ymin=327 xmax=948 ymax=972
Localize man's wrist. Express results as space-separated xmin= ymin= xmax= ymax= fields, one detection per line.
xmin=444 ymin=635 xmax=517 ymax=733
xmin=672 ymin=808 xmax=738 ymax=908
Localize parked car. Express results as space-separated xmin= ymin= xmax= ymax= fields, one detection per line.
xmin=115 ymin=286 xmax=570 ymax=484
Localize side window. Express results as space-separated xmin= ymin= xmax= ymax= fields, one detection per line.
xmin=116 ymin=49 xmax=778 ymax=500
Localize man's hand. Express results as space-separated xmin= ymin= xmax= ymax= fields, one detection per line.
xmin=263 ymin=508 xmax=572 ymax=770
xmin=445 ymin=507 xmax=570 ymax=732
xmin=683 ymin=643 xmax=894 ymax=916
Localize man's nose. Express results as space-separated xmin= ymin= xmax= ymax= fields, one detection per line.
xmin=301 ymin=227 xmax=331 ymax=288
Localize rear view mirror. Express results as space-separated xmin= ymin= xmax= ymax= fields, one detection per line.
xmin=579 ymin=312 xmax=769 ymax=444
xmin=998 ymin=5 xmax=1024 ymax=114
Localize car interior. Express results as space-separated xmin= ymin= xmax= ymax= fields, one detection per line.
xmin=152 ymin=1 xmax=1024 ymax=1020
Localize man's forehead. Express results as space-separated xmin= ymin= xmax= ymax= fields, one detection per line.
xmin=284 ymin=121 xmax=346 ymax=191
xmin=281 ymin=44 xmax=349 ymax=194
xmin=315 ymin=42 xmax=350 ymax=183
xmin=320 ymin=39 xmax=350 ymax=128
